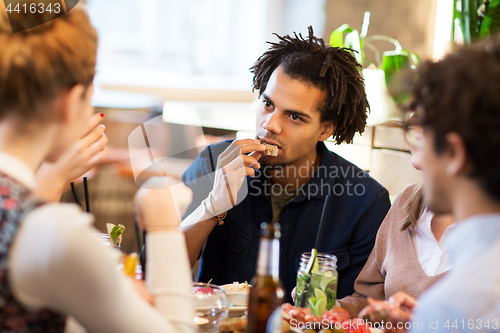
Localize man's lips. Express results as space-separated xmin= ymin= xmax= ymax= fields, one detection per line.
xmin=259 ymin=138 xmax=281 ymax=149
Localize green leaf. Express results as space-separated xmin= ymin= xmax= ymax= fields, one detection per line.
xmin=455 ymin=0 xmax=476 ymax=44
xmin=329 ymin=24 xmax=363 ymax=65
xmin=452 ymin=0 xmax=457 ymax=42
xmin=110 ymin=224 xmax=125 ymax=242
xmin=480 ymin=0 xmax=500 ymax=37
xmin=329 ymin=24 xmax=354 ymax=47
xmin=382 ymin=51 xmax=413 ymax=104
xmin=468 ymin=0 xmax=480 ymax=42
xmin=344 ymin=30 xmax=363 ymax=64
xmin=401 ymin=49 xmax=421 ymax=67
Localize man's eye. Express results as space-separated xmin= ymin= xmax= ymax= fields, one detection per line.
xmin=290 ymin=114 xmax=301 ymax=121
xmin=263 ymin=100 xmax=272 ymax=108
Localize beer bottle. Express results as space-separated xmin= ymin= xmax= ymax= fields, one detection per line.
xmin=246 ymin=222 xmax=284 ymax=333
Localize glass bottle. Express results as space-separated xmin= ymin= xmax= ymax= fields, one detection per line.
xmin=246 ymin=223 xmax=284 ymax=333
xmin=295 ymin=252 xmax=337 ymax=316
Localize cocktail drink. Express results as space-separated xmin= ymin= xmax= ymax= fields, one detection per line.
xmin=192 ymin=283 xmax=228 ymax=333
xmin=295 ymin=252 xmax=337 ymax=316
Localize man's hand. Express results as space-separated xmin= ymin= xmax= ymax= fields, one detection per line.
xmin=203 ymin=139 xmax=265 ymax=217
xmin=35 ymin=113 xmax=108 ymax=202
xmin=179 ymin=139 xmax=265 ymax=266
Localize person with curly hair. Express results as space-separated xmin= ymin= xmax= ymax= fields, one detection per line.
xmin=375 ymin=41 xmax=500 ymax=333
xmin=160 ymin=26 xmax=391 ymax=303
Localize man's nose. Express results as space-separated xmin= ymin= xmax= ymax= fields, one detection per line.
xmin=263 ymin=111 xmax=282 ymax=134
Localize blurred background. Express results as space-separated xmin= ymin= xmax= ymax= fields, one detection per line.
xmin=66 ymin=0 xmax=455 ymax=254
xmin=87 ymin=0 xmax=450 ymax=97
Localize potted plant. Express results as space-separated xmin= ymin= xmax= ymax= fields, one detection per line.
xmin=329 ymin=12 xmax=419 ymax=124
xmin=452 ymin=0 xmax=500 ymax=44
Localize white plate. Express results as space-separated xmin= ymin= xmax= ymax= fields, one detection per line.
xmin=228 ymin=306 xmax=247 ymax=318
xmin=226 ymin=291 xmax=249 ymax=307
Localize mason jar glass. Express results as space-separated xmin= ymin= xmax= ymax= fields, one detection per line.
xmin=295 ymin=252 xmax=338 ymax=316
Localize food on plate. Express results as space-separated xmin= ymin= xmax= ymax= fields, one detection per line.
xmin=281 ymin=304 xmax=369 ymax=333
xmin=222 ymin=282 xmax=251 ymax=306
xmin=222 ymin=281 xmax=251 ymax=292
xmin=260 ymin=140 xmax=279 ymax=157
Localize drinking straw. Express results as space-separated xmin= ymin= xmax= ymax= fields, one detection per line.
xmin=299 ymin=194 xmax=331 ymax=307
xmin=314 ymin=194 xmax=331 ymax=249
xmin=70 ymin=182 xmax=82 ymax=208
xmin=83 ymin=177 xmax=90 ymax=213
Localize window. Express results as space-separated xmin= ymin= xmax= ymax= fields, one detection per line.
xmin=86 ymin=0 xmax=326 ymax=90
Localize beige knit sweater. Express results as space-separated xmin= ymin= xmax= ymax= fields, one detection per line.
xmin=337 ymin=183 xmax=447 ymax=318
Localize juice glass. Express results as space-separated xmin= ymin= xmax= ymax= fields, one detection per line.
xmin=295 ymin=252 xmax=337 ymax=316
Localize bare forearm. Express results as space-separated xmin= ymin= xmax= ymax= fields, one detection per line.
xmin=179 ymin=205 xmax=218 ymax=266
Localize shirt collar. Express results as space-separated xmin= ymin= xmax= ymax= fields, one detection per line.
xmin=0 ymin=151 xmax=36 ymax=189
xmin=295 ymin=141 xmax=337 ymax=201
xmin=444 ymin=213 xmax=500 ymax=264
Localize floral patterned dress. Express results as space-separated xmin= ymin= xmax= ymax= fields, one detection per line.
xmin=0 ymin=172 xmax=66 ymax=332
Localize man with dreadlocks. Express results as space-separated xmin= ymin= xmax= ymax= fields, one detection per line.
xmin=176 ymin=27 xmax=390 ymax=303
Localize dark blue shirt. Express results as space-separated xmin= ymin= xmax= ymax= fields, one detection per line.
xmin=182 ymin=141 xmax=391 ymax=303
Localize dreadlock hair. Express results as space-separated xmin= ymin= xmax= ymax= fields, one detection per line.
xmin=250 ymin=26 xmax=369 ymax=144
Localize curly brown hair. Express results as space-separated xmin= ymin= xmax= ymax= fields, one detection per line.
xmin=250 ymin=26 xmax=369 ymax=144
xmin=409 ymin=40 xmax=500 ymax=201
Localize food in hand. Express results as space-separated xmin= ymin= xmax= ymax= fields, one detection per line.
xmin=358 ymin=298 xmax=411 ymax=326
xmin=260 ymin=140 xmax=279 ymax=156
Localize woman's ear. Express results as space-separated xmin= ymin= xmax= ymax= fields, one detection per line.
xmin=59 ymin=84 xmax=86 ymax=124
xmin=318 ymin=121 xmax=335 ymax=141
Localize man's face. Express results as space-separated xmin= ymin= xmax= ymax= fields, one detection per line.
xmin=421 ymin=129 xmax=453 ymax=215
xmin=407 ymin=125 xmax=424 ymax=171
xmin=255 ymin=66 xmax=333 ymax=169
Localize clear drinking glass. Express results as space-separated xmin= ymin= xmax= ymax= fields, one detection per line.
xmin=192 ymin=283 xmax=229 ymax=333
xmin=295 ymin=252 xmax=338 ymax=316
xmin=94 ymin=233 xmax=122 ymax=265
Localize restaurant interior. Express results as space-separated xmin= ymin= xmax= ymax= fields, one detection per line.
xmin=2 ymin=0 xmax=499 ymax=332
xmin=70 ymin=0 xmax=448 ymax=254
